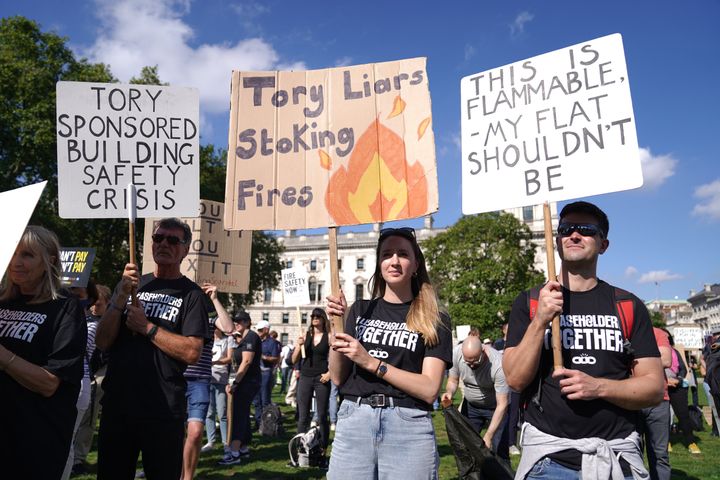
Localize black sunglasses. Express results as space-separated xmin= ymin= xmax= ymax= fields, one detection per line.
xmin=152 ymin=233 xmax=188 ymax=245
xmin=379 ymin=227 xmax=416 ymax=240
xmin=557 ymin=223 xmax=604 ymax=238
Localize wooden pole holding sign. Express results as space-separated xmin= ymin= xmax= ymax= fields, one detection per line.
xmin=226 ymin=389 xmax=233 ymax=447
xmin=297 ymin=306 xmax=306 ymax=359
xmin=543 ymin=202 xmax=563 ymax=370
xmin=127 ymin=184 xmax=138 ymax=305
xmin=328 ymin=227 xmax=343 ymax=334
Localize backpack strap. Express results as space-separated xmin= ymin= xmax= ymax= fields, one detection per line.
xmin=528 ymin=286 xmax=541 ymax=321
xmin=613 ymin=287 xmax=635 ymax=341
xmin=525 ymin=286 xmax=545 ymax=414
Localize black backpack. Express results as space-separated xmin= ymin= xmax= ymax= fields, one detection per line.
xmin=705 ymin=345 xmax=720 ymax=396
xmin=259 ymin=404 xmax=284 ymax=437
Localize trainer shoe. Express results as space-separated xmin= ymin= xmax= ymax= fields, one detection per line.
xmin=688 ymin=443 xmax=701 ymax=454
xmin=200 ymin=442 xmax=214 ymax=453
xmin=509 ymin=445 xmax=521 ymax=456
xmin=238 ymin=445 xmax=251 ymax=457
xmin=330 ymin=422 xmax=336 ymax=432
xmin=218 ymin=452 xmax=242 ymax=465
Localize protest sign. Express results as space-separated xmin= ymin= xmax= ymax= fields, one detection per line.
xmin=0 ymin=182 xmax=47 ymax=282
xmin=59 ymin=247 xmax=96 ymax=287
xmin=142 ymin=200 xmax=251 ymax=294
xmin=672 ymin=327 xmax=703 ymax=350
xmin=461 ymin=33 xmax=642 ymax=214
xmin=56 ymin=81 xmax=200 ymax=218
xmin=224 ymin=57 xmax=439 ymax=230
xmin=281 ymin=267 xmax=310 ymax=307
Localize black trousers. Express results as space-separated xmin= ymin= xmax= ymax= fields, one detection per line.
xmin=296 ymin=373 xmax=331 ymax=449
xmin=231 ymin=379 xmax=260 ymax=446
xmin=668 ymin=386 xmax=695 ymax=446
xmin=97 ymin=409 xmax=184 ymax=480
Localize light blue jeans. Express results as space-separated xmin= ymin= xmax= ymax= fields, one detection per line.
xmin=327 ymin=399 xmax=439 ymax=480
xmin=205 ymin=382 xmax=228 ymax=445
xmin=526 ymin=457 xmax=633 ymax=480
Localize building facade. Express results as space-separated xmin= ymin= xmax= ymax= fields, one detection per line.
xmin=247 ymin=204 xmax=559 ymax=345
xmin=687 ymin=283 xmax=720 ymax=334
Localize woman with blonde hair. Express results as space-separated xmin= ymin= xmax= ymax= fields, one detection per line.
xmin=0 ymin=226 xmax=86 ymax=479
xmin=326 ymin=226 xmax=452 ymax=479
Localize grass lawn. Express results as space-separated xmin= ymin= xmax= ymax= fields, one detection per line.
xmin=75 ymin=383 xmax=720 ymax=479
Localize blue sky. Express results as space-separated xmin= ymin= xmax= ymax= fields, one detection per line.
xmin=4 ymin=0 xmax=719 ymax=303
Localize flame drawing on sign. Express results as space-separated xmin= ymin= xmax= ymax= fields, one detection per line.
xmin=324 ymin=119 xmax=429 ymax=225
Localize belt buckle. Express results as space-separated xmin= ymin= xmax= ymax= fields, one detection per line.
xmin=369 ymin=394 xmax=386 ymax=408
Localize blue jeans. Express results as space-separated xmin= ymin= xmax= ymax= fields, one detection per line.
xmin=327 ymin=400 xmax=439 ymax=480
xmin=460 ymin=400 xmax=508 ymax=459
xmin=253 ymin=369 xmax=274 ymax=425
xmin=526 ymin=457 xmax=634 ymax=480
xmin=185 ymin=379 xmax=211 ymax=423
xmin=640 ymin=400 xmax=670 ymax=480
xmin=206 ymin=383 xmax=228 ymax=445
xmin=329 ymin=382 xmax=339 ymax=423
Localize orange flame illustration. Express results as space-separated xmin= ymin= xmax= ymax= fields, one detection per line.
xmin=387 ymin=95 xmax=406 ymax=119
xmin=417 ymin=117 xmax=431 ymax=140
xmin=325 ymin=119 xmax=428 ymax=225
xmin=319 ymin=149 xmax=332 ymax=170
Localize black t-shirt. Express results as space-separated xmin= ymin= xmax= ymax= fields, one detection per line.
xmin=0 ymin=295 xmax=86 ymax=478
xmin=102 ymin=274 xmax=210 ymax=419
xmin=233 ymin=329 xmax=262 ymax=384
xmin=301 ymin=331 xmax=329 ymax=377
xmin=507 ymin=280 xmax=659 ymax=469
xmin=339 ymin=298 xmax=453 ymax=410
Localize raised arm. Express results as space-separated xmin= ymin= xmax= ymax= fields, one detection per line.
xmin=96 ymin=263 xmax=138 ymax=352
xmin=202 ymin=283 xmax=234 ymax=335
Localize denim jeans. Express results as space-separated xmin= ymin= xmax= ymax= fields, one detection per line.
xmin=329 ymin=381 xmax=339 ymax=424
xmin=253 ymin=369 xmax=274 ymax=425
xmin=327 ymin=400 xmax=439 ymax=480
xmin=526 ymin=457 xmax=634 ymax=480
xmin=185 ymin=378 xmax=211 ymax=423
xmin=206 ymin=382 xmax=228 ymax=445
xmin=640 ymin=400 xmax=670 ymax=480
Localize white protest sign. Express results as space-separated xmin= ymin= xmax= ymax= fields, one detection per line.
xmin=0 ymin=182 xmax=47 ymax=282
xmin=56 ymin=81 xmax=200 ymax=218
xmin=456 ymin=325 xmax=471 ymax=342
xmin=461 ymin=33 xmax=642 ymax=214
xmin=281 ymin=267 xmax=310 ymax=307
xmin=672 ymin=327 xmax=703 ymax=350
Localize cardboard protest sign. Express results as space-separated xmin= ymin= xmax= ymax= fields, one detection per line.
xmin=461 ymin=33 xmax=642 ymax=214
xmin=59 ymin=247 xmax=96 ymax=287
xmin=224 ymin=57 xmax=438 ymax=230
xmin=142 ymin=200 xmax=252 ymax=293
xmin=0 ymin=182 xmax=47 ymax=282
xmin=281 ymin=267 xmax=310 ymax=307
xmin=56 ymin=82 xmax=200 ymax=219
xmin=672 ymin=327 xmax=703 ymax=349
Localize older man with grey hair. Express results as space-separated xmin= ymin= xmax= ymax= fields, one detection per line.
xmin=442 ymin=335 xmax=510 ymax=459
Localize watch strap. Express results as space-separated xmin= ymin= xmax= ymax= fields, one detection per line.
xmin=147 ymin=324 xmax=159 ymax=341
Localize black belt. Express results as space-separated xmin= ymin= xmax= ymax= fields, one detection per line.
xmin=344 ymin=394 xmax=429 ymax=411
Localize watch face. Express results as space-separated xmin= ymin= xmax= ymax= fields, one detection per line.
xmin=379 ymin=363 xmax=388 ymax=375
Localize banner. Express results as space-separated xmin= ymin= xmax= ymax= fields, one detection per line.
xmin=461 ymin=34 xmax=642 ymax=214
xmin=0 ymin=182 xmax=47 ymax=282
xmin=281 ymin=267 xmax=310 ymax=307
xmin=672 ymin=327 xmax=703 ymax=350
xmin=56 ymin=81 xmax=200 ymax=219
xmin=224 ymin=57 xmax=438 ymax=230
xmin=59 ymin=247 xmax=96 ymax=287
xmin=142 ymin=200 xmax=252 ymax=293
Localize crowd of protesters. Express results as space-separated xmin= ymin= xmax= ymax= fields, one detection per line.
xmin=2 ymin=204 xmax=718 ymax=480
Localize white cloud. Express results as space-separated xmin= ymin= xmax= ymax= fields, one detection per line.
xmin=229 ymin=1 xmax=270 ymax=35
xmin=639 ymin=147 xmax=677 ymax=190
xmin=334 ymin=56 xmax=353 ymax=67
xmin=638 ymin=270 xmax=682 ymax=284
xmin=80 ymin=0 xmax=305 ymax=114
xmin=510 ymin=11 xmax=534 ymax=37
xmin=625 ymin=266 xmax=638 ymax=277
xmin=464 ymin=44 xmax=476 ymax=61
xmin=692 ymin=178 xmax=720 ymax=220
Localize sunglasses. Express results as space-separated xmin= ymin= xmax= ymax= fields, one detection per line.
xmin=379 ymin=227 xmax=416 ymax=240
xmin=557 ymin=223 xmax=604 ymax=238
xmin=152 ymin=233 xmax=188 ymax=245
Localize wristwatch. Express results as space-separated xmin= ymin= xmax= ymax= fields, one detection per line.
xmin=376 ymin=361 xmax=388 ymax=379
xmin=147 ymin=325 xmax=159 ymax=341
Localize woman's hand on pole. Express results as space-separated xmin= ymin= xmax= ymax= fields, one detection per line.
xmin=332 ymin=332 xmax=375 ymax=372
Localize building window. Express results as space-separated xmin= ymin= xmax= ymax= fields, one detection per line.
xmin=263 ymin=288 xmax=272 ymax=303
xmin=301 ymin=313 xmax=307 ymax=324
xmin=317 ymin=283 xmax=324 ymax=303
xmin=338 ymin=259 xmax=343 ymax=270
xmin=355 ymin=283 xmax=364 ymax=301
xmin=309 ymin=279 xmax=317 ymax=302
xmin=262 ymin=312 xmax=269 ymax=322
xmin=281 ymin=333 xmax=289 ymax=345
xmin=522 ymin=206 xmax=534 ymax=222
xmin=282 ymin=312 xmax=289 ymax=324
xmin=357 ymin=258 xmax=364 ymax=270
xmin=310 ymin=259 xmax=317 ymax=271
xmin=286 ymin=260 xmax=293 ymax=268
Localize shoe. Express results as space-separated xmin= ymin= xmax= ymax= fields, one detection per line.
xmin=200 ymin=442 xmax=214 ymax=453
xmin=509 ymin=445 xmax=521 ymax=456
xmin=135 ymin=470 xmax=146 ymax=479
xmin=667 ymin=442 xmax=672 ymax=453
xmin=330 ymin=423 xmax=336 ymax=432
xmin=218 ymin=452 xmax=242 ymax=465
xmin=238 ymin=445 xmax=251 ymax=457
xmin=688 ymin=443 xmax=701 ymax=454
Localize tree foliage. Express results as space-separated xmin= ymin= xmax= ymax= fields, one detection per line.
xmin=1 ymin=16 xmax=283 ymax=304
xmin=423 ymin=212 xmax=546 ymax=339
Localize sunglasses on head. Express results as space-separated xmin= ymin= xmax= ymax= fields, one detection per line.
xmin=152 ymin=233 xmax=188 ymax=245
xmin=379 ymin=227 xmax=416 ymax=240
xmin=557 ymin=223 xmax=604 ymax=238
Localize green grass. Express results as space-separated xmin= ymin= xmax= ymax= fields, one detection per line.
xmin=75 ymin=384 xmax=720 ymax=479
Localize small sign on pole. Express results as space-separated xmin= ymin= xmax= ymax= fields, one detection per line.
xmin=59 ymin=247 xmax=97 ymax=287
xmin=282 ymin=267 xmax=310 ymax=358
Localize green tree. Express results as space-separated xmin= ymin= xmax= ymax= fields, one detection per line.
xmin=423 ymin=212 xmax=546 ymax=339
xmin=650 ymin=310 xmax=666 ymax=328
